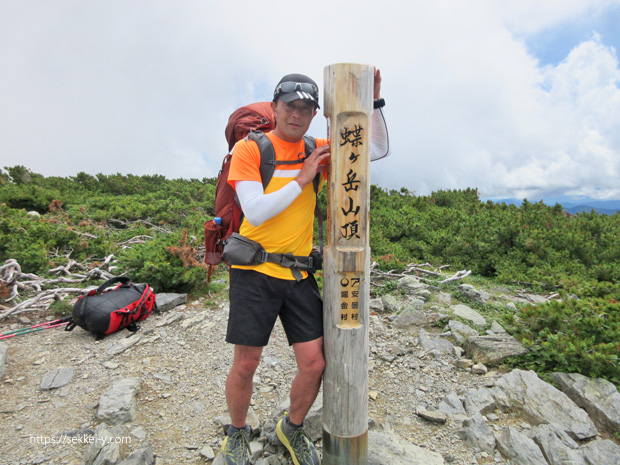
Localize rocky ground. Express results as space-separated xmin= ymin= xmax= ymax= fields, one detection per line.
xmin=1 ymin=275 xmax=619 ymax=465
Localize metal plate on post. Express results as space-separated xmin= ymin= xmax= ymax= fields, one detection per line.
xmin=323 ymin=429 xmax=368 ymax=465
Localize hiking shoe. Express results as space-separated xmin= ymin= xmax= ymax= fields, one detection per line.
xmin=276 ymin=416 xmax=321 ymax=465
xmin=221 ymin=425 xmax=251 ymax=465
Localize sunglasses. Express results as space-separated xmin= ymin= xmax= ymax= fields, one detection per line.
xmin=274 ymin=81 xmax=318 ymax=99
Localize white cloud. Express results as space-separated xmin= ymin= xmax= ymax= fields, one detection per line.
xmin=0 ymin=0 xmax=619 ymax=200
xmin=498 ymin=0 xmax=620 ymax=35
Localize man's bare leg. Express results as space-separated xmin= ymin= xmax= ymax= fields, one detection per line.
xmin=288 ymin=337 xmax=325 ymax=425
xmin=226 ymin=344 xmax=263 ymax=428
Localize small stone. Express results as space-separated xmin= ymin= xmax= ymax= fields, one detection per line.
xmin=200 ymin=445 xmax=215 ymax=460
xmin=490 ymin=321 xmax=506 ymax=333
xmin=97 ymin=377 xmax=141 ymax=425
xmin=131 ymin=426 xmax=147 ymax=441
xmin=452 ymin=304 xmax=487 ymax=326
xmin=106 ymin=334 xmax=142 ymax=357
xmin=40 ymin=367 xmax=74 ymax=390
xmin=472 ymin=363 xmax=488 ymax=375
xmin=155 ymin=293 xmax=187 ymax=312
xmin=456 ymin=359 xmax=475 ymax=369
xmin=153 ymin=372 xmax=173 ymax=384
xmin=417 ymin=408 xmax=448 ymax=424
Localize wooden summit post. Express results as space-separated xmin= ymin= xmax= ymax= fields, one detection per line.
xmin=322 ymin=63 xmax=373 ymax=465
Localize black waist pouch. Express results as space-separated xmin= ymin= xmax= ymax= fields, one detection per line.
xmin=222 ymin=233 xmax=265 ymax=266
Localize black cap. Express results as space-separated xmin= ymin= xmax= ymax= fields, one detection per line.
xmin=273 ymin=73 xmax=320 ymax=109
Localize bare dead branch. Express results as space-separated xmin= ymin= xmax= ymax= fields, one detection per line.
xmin=117 ymin=235 xmax=154 ymax=248
xmin=0 ymin=257 xmax=120 ymax=321
xmin=370 ymin=261 xmax=471 ymax=286
xmin=438 ymin=270 xmax=472 ymax=284
xmin=1 ymin=288 xmax=90 ymax=318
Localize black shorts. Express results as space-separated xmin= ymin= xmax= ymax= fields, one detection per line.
xmin=226 ymin=268 xmax=323 ymax=347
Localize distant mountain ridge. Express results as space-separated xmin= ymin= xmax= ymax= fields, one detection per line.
xmin=484 ymin=196 xmax=620 ymax=215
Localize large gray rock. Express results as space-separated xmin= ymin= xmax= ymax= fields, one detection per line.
xmin=0 ymin=342 xmax=7 ymax=380
xmin=368 ymin=430 xmax=444 ymax=465
xmin=495 ymin=426 xmax=547 ymax=465
xmin=84 ymin=423 xmax=122 ymax=465
xmin=438 ymin=392 xmax=466 ymax=418
xmin=40 ymin=367 xmax=75 ymax=390
xmin=392 ymin=307 xmax=427 ymax=328
xmin=530 ymin=424 xmax=586 ymax=465
xmin=447 ymin=320 xmax=479 ymax=340
xmin=458 ymin=284 xmax=491 ymax=304
xmin=550 ymin=372 xmax=620 ymax=433
xmin=369 ymin=298 xmax=384 ymax=313
xmin=462 ymin=387 xmax=496 ymax=416
xmin=493 ymin=369 xmax=598 ymax=440
xmin=97 ymin=377 xmax=141 ymax=425
xmin=451 ymin=304 xmax=486 ymax=326
xmin=118 ymin=442 xmax=155 ymax=465
xmin=457 ymin=412 xmax=495 ymax=453
xmin=381 ymin=294 xmax=401 ymax=313
xmin=418 ymin=328 xmax=454 ymax=354
xmin=463 ymin=334 xmax=527 ymax=366
xmin=155 ymin=292 xmax=186 ymax=312
xmin=581 ymin=439 xmax=620 ymax=465
xmin=397 ymin=276 xmax=431 ymax=301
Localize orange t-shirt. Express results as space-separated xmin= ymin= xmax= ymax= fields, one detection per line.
xmin=228 ymin=132 xmax=328 ymax=280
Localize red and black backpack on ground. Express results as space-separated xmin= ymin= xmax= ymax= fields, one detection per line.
xmin=204 ymin=102 xmax=322 ymax=282
xmin=65 ymin=277 xmax=156 ymax=337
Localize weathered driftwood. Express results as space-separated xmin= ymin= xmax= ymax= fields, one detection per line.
xmin=0 ymin=256 xmax=117 ymax=320
xmin=2 ymin=287 xmax=90 ymax=318
xmin=370 ymin=261 xmax=471 ymax=285
xmin=438 ymin=269 xmax=472 ymax=284
xmin=117 ymin=235 xmax=154 ymax=248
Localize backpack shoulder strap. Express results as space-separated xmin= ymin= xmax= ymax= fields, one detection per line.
xmin=302 ymin=136 xmax=325 ymax=254
xmin=303 ymin=136 xmax=322 ymax=194
xmin=246 ymin=130 xmax=276 ymax=190
xmin=303 ymin=135 xmax=316 ymax=155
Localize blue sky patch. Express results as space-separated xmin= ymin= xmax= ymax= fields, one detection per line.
xmin=526 ymin=5 xmax=620 ymax=66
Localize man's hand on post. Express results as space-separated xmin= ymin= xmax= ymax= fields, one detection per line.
xmin=295 ymin=144 xmax=330 ymax=189
xmin=374 ymin=68 xmax=382 ymax=100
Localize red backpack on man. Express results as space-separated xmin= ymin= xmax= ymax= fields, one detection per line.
xmin=204 ymin=102 xmax=320 ymax=282
xmin=204 ymin=103 xmax=275 ymax=281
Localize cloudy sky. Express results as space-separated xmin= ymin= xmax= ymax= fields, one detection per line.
xmin=1 ymin=0 xmax=619 ymax=201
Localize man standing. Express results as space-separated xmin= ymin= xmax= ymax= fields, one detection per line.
xmin=222 ymin=70 xmax=389 ymax=465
